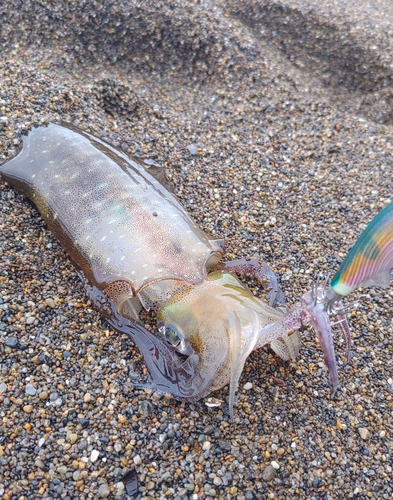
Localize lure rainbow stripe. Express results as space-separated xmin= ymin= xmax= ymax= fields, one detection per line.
xmin=327 ymin=201 xmax=393 ymax=303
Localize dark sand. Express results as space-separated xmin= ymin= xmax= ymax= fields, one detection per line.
xmin=0 ymin=1 xmax=393 ymax=499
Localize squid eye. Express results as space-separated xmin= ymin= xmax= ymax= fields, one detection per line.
xmin=164 ymin=327 xmax=181 ymax=347
xmin=158 ymin=322 xmax=181 ymax=347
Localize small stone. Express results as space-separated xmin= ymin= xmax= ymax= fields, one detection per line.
xmin=243 ymin=382 xmax=253 ymax=390
xmin=35 ymin=458 xmax=45 ymax=470
xmin=359 ymin=428 xmax=370 ymax=440
xmin=187 ymin=144 xmax=198 ymax=155
xmin=0 ymin=116 xmax=8 ymax=128
xmin=78 ymin=440 xmax=87 ymax=451
xmin=79 ymin=417 xmax=90 ymax=428
xmin=133 ymin=454 xmax=141 ymax=465
xmin=26 ymin=383 xmax=37 ymax=396
xmin=0 ymin=382 xmax=7 ymax=394
xmin=26 ymin=316 xmax=36 ymax=325
xmin=69 ymin=433 xmax=78 ymax=443
xmin=115 ymin=481 xmax=125 ymax=496
xmin=31 ymin=355 xmax=41 ymax=365
xmin=271 ymin=461 xmax=280 ymax=469
xmin=146 ymin=481 xmax=155 ymax=490
xmin=202 ymin=441 xmax=211 ymax=451
xmin=218 ymin=440 xmax=231 ymax=451
xmin=57 ymin=466 xmax=67 ymax=474
xmin=262 ymin=465 xmax=277 ymax=481
xmin=23 ymin=405 xmax=34 ymax=413
xmin=5 ymin=337 xmax=19 ymax=349
xmin=84 ymin=393 xmax=91 ymax=403
xmin=91 ymin=450 xmax=100 ymax=462
xmin=98 ymin=482 xmax=110 ymax=498
xmin=45 ymin=298 xmax=55 ymax=308
xmin=39 ymin=390 xmax=49 ymax=400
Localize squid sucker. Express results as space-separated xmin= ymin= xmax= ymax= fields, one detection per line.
xmin=0 ymin=123 xmax=348 ymax=415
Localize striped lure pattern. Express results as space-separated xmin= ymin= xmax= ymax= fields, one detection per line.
xmin=330 ymin=201 xmax=393 ymax=297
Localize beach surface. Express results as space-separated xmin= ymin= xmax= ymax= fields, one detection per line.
xmin=0 ymin=1 xmax=393 ymax=499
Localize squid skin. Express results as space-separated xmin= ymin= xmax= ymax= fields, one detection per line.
xmin=0 ymin=122 xmax=347 ymax=414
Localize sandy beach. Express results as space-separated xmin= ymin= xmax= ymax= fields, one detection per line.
xmin=1 ymin=1 xmax=393 ymax=498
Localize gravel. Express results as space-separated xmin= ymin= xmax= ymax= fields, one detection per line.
xmin=1 ymin=1 xmax=393 ymax=499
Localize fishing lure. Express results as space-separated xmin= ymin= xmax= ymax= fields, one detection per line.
xmin=325 ymin=201 xmax=393 ymax=309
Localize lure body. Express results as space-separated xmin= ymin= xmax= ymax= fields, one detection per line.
xmin=0 ymin=123 xmax=347 ymax=413
xmin=326 ymin=202 xmax=393 ymax=307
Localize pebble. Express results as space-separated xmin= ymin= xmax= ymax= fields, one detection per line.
xmin=0 ymin=116 xmax=9 ymax=128
xmin=35 ymin=458 xmax=45 ymax=470
xmin=359 ymin=427 xmax=370 ymax=440
xmin=98 ymin=482 xmax=110 ymax=498
xmin=187 ymin=144 xmax=198 ymax=155
xmin=45 ymin=297 xmax=55 ymax=308
xmin=133 ymin=454 xmax=142 ymax=465
xmin=25 ymin=383 xmax=37 ymax=396
xmin=262 ymin=465 xmax=277 ymax=481
xmin=243 ymin=382 xmax=253 ymax=390
xmin=5 ymin=337 xmax=19 ymax=348
xmin=39 ymin=390 xmax=49 ymax=400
